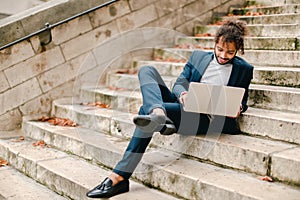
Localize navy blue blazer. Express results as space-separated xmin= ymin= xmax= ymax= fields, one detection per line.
xmin=172 ymin=50 xmax=254 ymax=113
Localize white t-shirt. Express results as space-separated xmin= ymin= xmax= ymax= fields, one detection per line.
xmin=200 ymin=55 xmax=233 ymax=85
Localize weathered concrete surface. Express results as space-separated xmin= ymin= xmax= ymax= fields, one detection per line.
xmin=0 ymin=133 xmax=181 ymax=200
xmin=4 ymin=124 xmax=300 ymax=200
xmin=37 ymin=101 xmax=300 ymax=184
xmin=0 ymin=166 xmax=67 ymax=200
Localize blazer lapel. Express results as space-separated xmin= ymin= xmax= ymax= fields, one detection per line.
xmin=194 ymin=53 xmax=213 ymax=81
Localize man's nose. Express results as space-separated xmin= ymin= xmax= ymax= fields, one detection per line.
xmin=220 ymin=52 xmax=226 ymax=58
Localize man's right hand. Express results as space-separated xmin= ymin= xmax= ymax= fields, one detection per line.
xmin=179 ymin=91 xmax=188 ymax=105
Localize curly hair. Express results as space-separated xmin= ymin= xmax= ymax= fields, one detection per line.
xmin=214 ymin=19 xmax=248 ymax=55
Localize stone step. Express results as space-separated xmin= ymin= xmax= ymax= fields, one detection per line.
xmin=133 ymin=60 xmax=185 ymax=76
xmin=153 ymin=48 xmax=300 ymax=67
xmin=238 ymin=107 xmax=300 ymax=144
xmin=224 ymin=13 xmax=300 ymax=25
xmin=236 ymin=50 xmax=300 ymax=67
xmin=252 ymin=66 xmax=300 ymax=87
xmin=247 ymin=0 xmax=300 ymax=6
xmin=134 ymin=61 xmax=300 ymax=87
xmin=80 ymin=86 xmax=142 ymax=114
xmin=194 ymin=24 xmax=300 ymax=37
xmin=0 ymin=132 xmax=180 ymax=200
xmin=0 ymin=166 xmax=67 ymax=200
xmin=105 ymin=70 xmax=175 ymax=91
xmin=176 ymin=36 xmax=299 ymax=50
xmin=151 ymin=133 xmax=300 ymax=185
xmin=231 ymin=4 xmax=300 ymax=15
xmin=20 ymin=121 xmax=300 ymax=199
xmin=248 ymin=84 xmax=300 ymax=112
xmin=86 ymin=71 xmax=300 ymax=113
xmin=52 ymin=98 xmax=300 ymax=147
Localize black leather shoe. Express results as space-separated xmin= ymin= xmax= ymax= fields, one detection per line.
xmin=86 ymin=178 xmax=129 ymax=198
xmin=133 ymin=113 xmax=177 ymax=135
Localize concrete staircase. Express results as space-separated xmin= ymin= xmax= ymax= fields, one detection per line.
xmin=1 ymin=0 xmax=300 ymax=199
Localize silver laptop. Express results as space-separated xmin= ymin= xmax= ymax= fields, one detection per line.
xmin=183 ymin=82 xmax=245 ymax=117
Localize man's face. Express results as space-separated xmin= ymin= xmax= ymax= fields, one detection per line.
xmin=214 ymin=37 xmax=237 ymax=65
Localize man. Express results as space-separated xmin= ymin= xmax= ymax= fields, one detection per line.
xmin=86 ymin=19 xmax=253 ymax=198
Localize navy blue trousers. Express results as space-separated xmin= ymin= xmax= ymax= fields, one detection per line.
xmin=113 ymin=66 xmax=239 ymax=179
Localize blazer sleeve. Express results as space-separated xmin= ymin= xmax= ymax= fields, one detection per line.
xmin=240 ymin=63 xmax=254 ymax=113
xmin=172 ymin=60 xmax=193 ymax=98
xmin=172 ymin=51 xmax=206 ymax=98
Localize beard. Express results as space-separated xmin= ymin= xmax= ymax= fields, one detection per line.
xmin=214 ymin=49 xmax=237 ymax=65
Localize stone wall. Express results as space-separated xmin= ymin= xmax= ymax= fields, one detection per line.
xmin=0 ymin=0 xmax=243 ymax=131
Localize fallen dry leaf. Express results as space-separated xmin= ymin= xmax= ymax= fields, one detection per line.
xmin=12 ymin=136 xmax=25 ymax=142
xmin=0 ymin=159 xmax=9 ymax=167
xmin=33 ymin=140 xmax=46 ymax=147
xmin=108 ymin=86 xmax=128 ymax=91
xmin=227 ymin=10 xmax=263 ymax=17
xmin=194 ymin=33 xmax=213 ymax=37
xmin=94 ymin=102 xmax=110 ymax=108
xmin=81 ymin=102 xmax=110 ymax=109
xmin=209 ymin=21 xmax=224 ymax=26
xmin=39 ymin=116 xmax=49 ymax=122
xmin=115 ymin=69 xmax=137 ymax=75
xmin=38 ymin=116 xmax=77 ymax=127
xmin=258 ymin=176 xmax=273 ymax=182
xmin=245 ymin=11 xmax=263 ymax=16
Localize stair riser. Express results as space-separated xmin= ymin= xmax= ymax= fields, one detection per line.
xmin=177 ymin=37 xmax=299 ymax=50
xmin=153 ymin=48 xmax=190 ymax=63
xmin=231 ymin=4 xmax=300 ymax=15
xmin=80 ymin=88 xmax=142 ymax=114
xmin=248 ymin=89 xmax=300 ymax=112
xmin=238 ymin=115 xmax=300 ymax=144
xmin=194 ymin=24 xmax=300 ymax=37
xmin=153 ymin=49 xmax=300 ymax=67
xmin=106 ymin=72 xmax=175 ymax=91
xmin=271 ymin=149 xmax=300 ymax=185
xmin=133 ymin=61 xmax=185 ymax=77
xmin=233 ymin=14 xmax=300 ymax=25
xmin=247 ymin=25 xmax=300 ymax=37
xmin=239 ymin=50 xmax=300 ymax=67
xmin=253 ymin=69 xmax=300 ymax=87
xmin=106 ymin=73 xmax=141 ymax=91
xmin=249 ymin=0 xmax=300 ymax=6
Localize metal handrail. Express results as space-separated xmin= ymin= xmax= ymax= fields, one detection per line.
xmin=0 ymin=0 xmax=118 ymax=51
